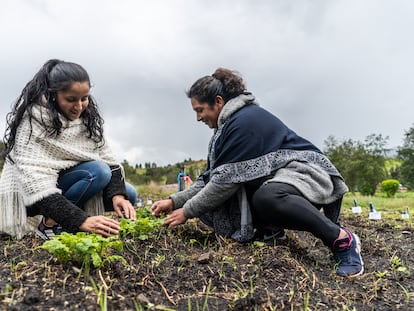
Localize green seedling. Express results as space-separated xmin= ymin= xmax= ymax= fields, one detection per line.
xmin=120 ymin=207 xmax=164 ymax=240
xmin=152 ymin=254 xmax=166 ymax=267
xmin=375 ymin=270 xmax=388 ymax=279
xmin=231 ymin=277 xmax=254 ymax=303
xmin=391 ymin=255 xmax=409 ymax=273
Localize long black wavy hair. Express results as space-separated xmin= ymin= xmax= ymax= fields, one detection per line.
xmin=2 ymin=59 xmax=105 ymax=161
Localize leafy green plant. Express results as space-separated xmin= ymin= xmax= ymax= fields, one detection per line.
xmin=381 ymin=179 xmax=400 ymax=197
xmin=39 ymin=232 xmax=126 ymax=273
xmin=119 ymin=207 xmax=164 ymax=240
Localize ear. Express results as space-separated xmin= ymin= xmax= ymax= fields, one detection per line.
xmin=215 ymin=95 xmax=225 ymax=107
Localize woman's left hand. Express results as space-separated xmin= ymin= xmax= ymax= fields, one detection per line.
xmin=112 ymin=195 xmax=137 ymax=220
xmin=163 ymin=208 xmax=187 ymax=228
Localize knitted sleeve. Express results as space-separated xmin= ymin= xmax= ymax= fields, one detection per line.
xmin=169 ymin=184 xmax=203 ymax=209
xmin=182 ymin=182 xmax=240 ymax=218
xmin=26 ymin=193 xmax=88 ymax=233
xmin=169 ymin=171 xmax=208 ymax=208
xmin=102 ymin=165 xmax=128 ymax=205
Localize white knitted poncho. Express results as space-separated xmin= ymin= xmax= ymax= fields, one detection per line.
xmin=0 ymin=104 xmax=119 ymax=238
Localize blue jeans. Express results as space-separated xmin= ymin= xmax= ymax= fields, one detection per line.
xmin=57 ymin=161 xmax=137 ymax=211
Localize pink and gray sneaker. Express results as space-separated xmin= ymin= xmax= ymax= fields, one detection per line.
xmin=332 ymin=227 xmax=364 ymax=277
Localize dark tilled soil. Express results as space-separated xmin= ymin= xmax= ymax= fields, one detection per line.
xmin=1 ymin=215 xmax=413 ymax=311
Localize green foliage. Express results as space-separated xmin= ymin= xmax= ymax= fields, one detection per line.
xmin=385 ymin=158 xmax=402 ymax=179
xmin=324 ymin=134 xmax=388 ymax=195
xmin=39 ymin=232 xmax=126 ymax=271
xmin=119 ymin=206 xmax=164 ymax=240
xmin=381 ymin=179 xmax=400 ymax=198
xmin=122 ymin=158 xmax=206 ymax=186
xmin=398 ymin=124 xmax=414 ymax=189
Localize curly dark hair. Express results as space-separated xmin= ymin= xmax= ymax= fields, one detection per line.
xmin=186 ymin=67 xmax=246 ymax=106
xmin=2 ymin=59 xmax=105 ymax=161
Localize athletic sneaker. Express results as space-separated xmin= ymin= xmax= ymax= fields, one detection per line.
xmin=255 ymin=225 xmax=285 ymax=241
xmin=35 ymin=217 xmax=63 ymax=240
xmin=332 ymin=227 xmax=364 ymax=277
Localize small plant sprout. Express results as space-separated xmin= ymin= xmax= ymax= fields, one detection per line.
xmin=189 ymin=238 xmax=204 ymax=248
xmin=390 ymin=255 xmax=409 ymax=274
xmin=252 ymin=240 xmax=265 ymax=247
xmin=375 ymin=270 xmax=388 ymax=279
xmin=231 ymin=277 xmax=254 ymax=303
xmin=152 ymin=254 xmax=166 ymax=267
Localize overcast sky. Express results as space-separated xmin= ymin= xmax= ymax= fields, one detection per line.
xmin=1 ymin=0 xmax=413 ymax=166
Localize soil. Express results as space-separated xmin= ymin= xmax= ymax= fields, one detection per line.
xmin=1 ymin=214 xmax=413 ymax=311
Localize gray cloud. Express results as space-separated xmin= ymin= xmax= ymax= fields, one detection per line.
xmin=1 ymin=0 xmax=413 ymax=165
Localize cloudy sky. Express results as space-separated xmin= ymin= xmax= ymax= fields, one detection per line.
xmin=1 ymin=0 xmax=413 ymax=166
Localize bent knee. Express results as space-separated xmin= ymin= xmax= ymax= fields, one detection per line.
xmin=90 ymin=161 xmax=112 ymax=184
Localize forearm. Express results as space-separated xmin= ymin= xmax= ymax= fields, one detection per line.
xmin=26 ymin=193 xmax=88 ymax=233
xmin=170 ymin=181 xmax=205 ymax=209
xmin=183 ymin=182 xmax=240 ymax=218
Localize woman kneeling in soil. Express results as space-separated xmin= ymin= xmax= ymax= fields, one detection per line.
xmin=151 ymin=68 xmax=364 ymax=277
xmin=0 ymin=59 xmax=137 ymax=240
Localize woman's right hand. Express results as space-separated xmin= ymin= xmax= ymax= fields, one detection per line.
xmin=79 ymin=215 xmax=120 ymax=237
xmin=151 ymin=199 xmax=174 ymax=216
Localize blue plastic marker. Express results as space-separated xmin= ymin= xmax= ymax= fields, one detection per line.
xmin=177 ymin=172 xmax=186 ymax=191
xmin=369 ymin=202 xmax=376 ymax=213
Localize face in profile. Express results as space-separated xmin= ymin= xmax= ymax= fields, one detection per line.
xmin=191 ymin=97 xmax=223 ymax=129
xmin=56 ymin=81 xmax=90 ymax=120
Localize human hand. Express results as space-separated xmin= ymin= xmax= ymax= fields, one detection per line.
xmin=162 ymin=208 xmax=187 ymax=228
xmin=112 ymin=195 xmax=137 ymax=220
xmin=79 ymin=215 xmax=120 ymax=237
xmin=151 ymin=199 xmax=174 ymax=216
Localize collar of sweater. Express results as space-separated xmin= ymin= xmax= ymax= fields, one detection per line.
xmin=217 ymin=93 xmax=257 ymax=129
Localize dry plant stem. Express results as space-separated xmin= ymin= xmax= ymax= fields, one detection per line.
xmin=157 ymin=281 xmax=176 ymax=305
xmin=98 ymin=269 xmax=109 ymax=290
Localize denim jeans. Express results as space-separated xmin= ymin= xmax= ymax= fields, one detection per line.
xmin=57 ymin=161 xmax=137 ymax=211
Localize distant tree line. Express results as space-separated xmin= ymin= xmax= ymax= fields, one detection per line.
xmin=122 ymin=158 xmax=206 ymax=186
xmin=324 ymin=123 xmax=414 ymax=194
xmin=324 ymin=134 xmax=389 ymax=195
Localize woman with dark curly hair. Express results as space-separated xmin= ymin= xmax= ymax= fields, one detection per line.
xmin=152 ymin=67 xmax=363 ymax=277
xmin=0 ymin=59 xmax=137 ymax=239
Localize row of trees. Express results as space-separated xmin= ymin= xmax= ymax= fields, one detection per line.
xmin=122 ymin=159 xmax=206 ymax=186
xmin=323 ymin=124 xmax=414 ymax=195
xmin=324 ymin=134 xmax=390 ymax=195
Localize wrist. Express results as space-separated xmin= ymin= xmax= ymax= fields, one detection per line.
xmin=112 ymin=194 xmax=126 ymax=203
